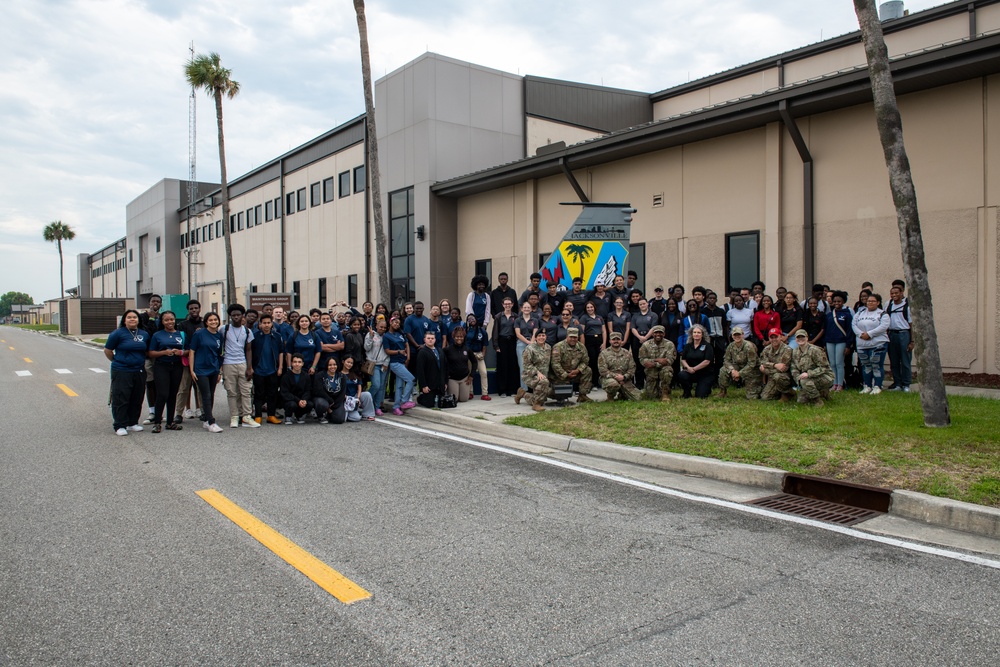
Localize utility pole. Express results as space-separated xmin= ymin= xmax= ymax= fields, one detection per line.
xmin=186 ymin=40 xmax=198 ymax=299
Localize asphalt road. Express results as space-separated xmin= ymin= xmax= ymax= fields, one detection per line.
xmin=2 ymin=326 xmax=999 ymax=666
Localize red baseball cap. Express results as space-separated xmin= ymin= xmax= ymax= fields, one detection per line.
xmin=768 ymin=327 xmax=782 ymax=338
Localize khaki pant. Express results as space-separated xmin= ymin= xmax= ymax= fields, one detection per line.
xmin=174 ymin=366 xmax=201 ymax=418
xmin=447 ymin=377 xmax=473 ymax=402
xmin=222 ymin=363 xmax=253 ymax=418
xmin=472 ymin=354 xmax=489 ymax=395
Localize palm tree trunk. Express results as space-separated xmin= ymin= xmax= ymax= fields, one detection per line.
xmin=57 ymin=239 xmax=65 ymax=297
xmin=854 ymin=0 xmax=950 ymax=427
xmin=354 ymin=0 xmax=391 ymax=306
xmin=215 ymin=88 xmax=237 ymax=307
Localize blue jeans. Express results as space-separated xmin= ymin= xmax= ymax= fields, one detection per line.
xmin=857 ymin=344 xmax=887 ymax=389
xmin=888 ymin=330 xmax=912 ymax=387
xmin=826 ymin=342 xmax=846 ymax=386
xmin=516 ymin=340 xmax=528 ymax=390
xmin=369 ymin=364 xmax=388 ymax=411
xmin=389 ymin=361 xmax=414 ymax=409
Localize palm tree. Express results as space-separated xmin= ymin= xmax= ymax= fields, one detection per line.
xmin=185 ymin=52 xmax=239 ymax=307
xmin=354 ymin=0 xmax=391 ymax=306
xmin=565 ymin=243 xmax=594 ymax=281
xmin=42 ymin=220 xmax=75 ymax=297
xmin=853 ymin=0 xmax=949 ymax=427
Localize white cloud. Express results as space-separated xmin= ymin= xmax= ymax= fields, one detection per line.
xmin=0 ymin=0 xmax=946 ymax=301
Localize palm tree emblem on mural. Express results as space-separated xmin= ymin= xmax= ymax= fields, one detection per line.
xmin=565 ymin=243 xmax=594 ymax=281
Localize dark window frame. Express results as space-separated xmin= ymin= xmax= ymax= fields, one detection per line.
xmin=286 ymin=192 xmax=296 ymax=215
xmin=724 ymin=231 xmax=761 ymax=293
xmin=323 ymin=177 xmax=335 ymax=203
xmin=353 ymin=165 xmax=366 ymax=193
xmin=265 ymin=200 xmax=274 ymax=222
xmin=348 ymin=275 xmax=358 ymax=304
xmin=296 ymin=188 xmax=306 ymax=212
xmin=338 ymin=171 xmax=351 ymax=198
xmin=311 ymin=182 xmax=322 ymax=207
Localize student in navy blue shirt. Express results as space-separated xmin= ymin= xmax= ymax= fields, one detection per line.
xmin=250 ymin=313 xmax=284 ymax=423
xmin=188 ymin=312 xmax=225 ymax=432
xmin=464 ymin=314 xmax=491 ymax=400
xmin=444 ymin=308 xmax=466 ymax=346
xmin=104 ymin=309 xmax=151 ymax=436
xmin=147 ymin=310 xmax=186 ymax=432
xmin=286 ymin=315 xmax=322 ymax=374
xmin=313 ymin=312 xmax=345 ymax=371
xmin=403 ymin=301 xmax=431 ymax=360
xmin=384 ymin=315 xmax=416 ymax=415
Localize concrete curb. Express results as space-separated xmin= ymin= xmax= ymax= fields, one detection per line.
xmin=398 ymin=405 xmax=1000 ymax=541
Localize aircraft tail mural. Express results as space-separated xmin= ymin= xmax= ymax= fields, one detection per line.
xmin=539 ymin=203 xmax=635 ymax=290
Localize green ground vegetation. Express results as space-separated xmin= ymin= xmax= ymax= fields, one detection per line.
xmin=6 ymin=324 xmax=59 ymax=331
xmin=507 ymin=392 xmax=1000 ymax=507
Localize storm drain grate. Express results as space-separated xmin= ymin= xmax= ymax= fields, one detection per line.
xmin=748 ymin=494 xmax=884 ymax=526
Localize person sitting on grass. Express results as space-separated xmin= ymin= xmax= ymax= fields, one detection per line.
xmin=717 ymin=326 xmax=761 ymax=400
xmin=598 ymin=331 xmax=641 ymax=401
xmin=791 ymin=329 xmax=835 ymax=406
xmin=279 ymin=354 xmax=313 ymax=424
xmin=759 ymin=327 xmax=794 ymax=402
xmin=638 ymin=325 xmax=676 ymax=402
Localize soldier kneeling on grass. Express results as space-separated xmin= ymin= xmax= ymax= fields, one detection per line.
xmin=759 ymin=327 xmax=795 ymax=402
xmin=718 ymin=325 xmax=762 ymax=399
xmin=599 ymin=332 xmax=642 ymax=401
xmin=638 ymin=325 xmax=676 ymax=401
xmin=791 ymin=329 xmax=835 ymax=406
xmin=516 ymin=329 xmax=553 ymax=412
xmin=550 ymin=327 xmax=593 ymax=404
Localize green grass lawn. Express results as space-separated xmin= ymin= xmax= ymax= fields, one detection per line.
xmin=91 ymin=338 xmax=106 ymax=344
xmin=6 ymin=324 xmax=59 ymax=331
xmin=507 ymin=392 xmax=1000 ymax=507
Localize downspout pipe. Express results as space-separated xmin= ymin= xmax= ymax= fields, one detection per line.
xmin=560 ymin=156 xmax=590 ymax=203
xmin=778 ymin=100 xmax=815 ymax=291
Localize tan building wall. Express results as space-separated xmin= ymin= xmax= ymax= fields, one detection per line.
xmin=89 ymin=245 xmax=128 ymax=299
xmin=454 ymin=75 xmax=1000 ymax=374
xmin=526 ymin=117 xmax=603 ymax=156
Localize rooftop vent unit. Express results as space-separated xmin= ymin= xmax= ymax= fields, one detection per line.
xmin=879 ymin=1 xmax=904 ymax=21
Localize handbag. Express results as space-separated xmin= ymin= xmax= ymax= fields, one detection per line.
xmin=361 ymin=359 xmax=376 ymax=375
xmin=439 ymin=394 xmax=458 ymax=409
xmin=344 ymin=395 xmax=359 ymax=412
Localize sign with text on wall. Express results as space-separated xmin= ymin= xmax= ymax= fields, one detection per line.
xmin=246 ymin=292 xmax=293 ymax=312
xmin=538 ymin=203 xmax=635 ymax=290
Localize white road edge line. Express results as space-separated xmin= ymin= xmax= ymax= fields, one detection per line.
xmin=15 ymin=371 xmax=32 ymax=377
xmin=89 ymin=368 xmax=107 ymax=373
xmin=379 ymin=418 xmax=1000 ymax=571
xmin=54 ymin=368 xmax=71 ymax=374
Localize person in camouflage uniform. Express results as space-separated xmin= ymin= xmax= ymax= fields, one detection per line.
xmin=791 ymin=329 xmax=834 ymax=405
xmin=638 ymin=325 xmax=677 ymax=401
xmin=599 ymin=332 xmax=642 ymax=401
xmin=759 ymin=327 xmax=794 ymax=401
xmin=718 ymin=325 xmax=762 ymax=399
xmin=516 ymin=329 xmax=552 ymax=411
xmin=550 ymin=327 xmax=593 ymax=403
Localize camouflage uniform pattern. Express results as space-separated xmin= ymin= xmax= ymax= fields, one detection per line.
xmin=598 ymin=346 xmax=642 ymax=401
xmin=759 ymin=342 xmax=794 ymax=400
xmin=791 ymin=342 xmax=835 ymax=403
xmin=550 ymin=339 xmax=593 ymax=397
xmin=638 ymin=338 xmax=677 ymax=399
xmin=522 ymin=342 xmax=553 ymax=406
xmin=718 ymin=339 xmax=762 ymax=399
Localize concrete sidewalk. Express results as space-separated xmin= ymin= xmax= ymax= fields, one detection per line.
xmin=385 ymin=391 xmax=1000 ymax=557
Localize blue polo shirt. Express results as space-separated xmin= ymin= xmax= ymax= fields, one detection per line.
xmin=105 ymin=327 xmax=149 ymax=372
xmin=383 ymin=331 xmax=408 ymax=364
xmin=149 ymin=329 xmax=185 ymax=366
xmin=189 ymin=328 xmax=224 ymax=376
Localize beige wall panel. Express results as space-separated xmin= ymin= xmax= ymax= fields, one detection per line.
xmin=784 ymin=44 xmax=866 ymax=85
xmin=644 ymin=238 xmax=679 ymax=292
xmin=980 ymin=3 xmax=1000 ymax=33
xmin=534 ymin=174 xmax=583 ymax=261
xmin=654 ymin=88 xmax=711 ymax=120
xmin=780 ymin=226 xmax=804 ymax=295
xmin=707 ymin=69 xmax=779 ymax=105
xmin=457 ymin=187 xmax=517 ymax=263
xmin=988 ymin=75 xmax=1000 ymax=208
xmin=526 ymin=117 xmax=602 ymax=156
xmin=685 ymin=233 xmax=727 ymax=294
xmin=884 ymin=14 xmax=969 ymax=55
xmin=682 ymin=129 xmax=767 ymax=237
xmin=588 ymin=147 xmax=684 ymax=243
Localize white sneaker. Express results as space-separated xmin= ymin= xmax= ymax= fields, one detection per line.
xmin=116 ymin=428 xmax=128 ymax=436
xmin=230 ymin=416 xmax=240 ymax=428
xmin=128 ymin=425 xmax=144 ymax=432
xmin=241 ymin=415 xmax=260 ymax=428
xmin=902 ymin=386 xmax=911 ymax=393
xmin=202 ymin=420 xmax=210 ymax=430
xmin=207 ymin=423 xmax=224 ymax=433
xmin=860 ymin=387 xmax=872 ymax=395
xmin=871 ymin=386 xmax=882 ymax=395
xmin=284 ymin=417 xmax=292 ymax=425
xmin=143 ymin=417 xmax=153 ymax=425
xmin=183 ymin=408 xmax=195 ymax=419
xmin=195 ymin=408 xmax=203 ymax=418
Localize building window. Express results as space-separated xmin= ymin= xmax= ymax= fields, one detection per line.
xmin=339 ymin=171 xmax=350 ymax=198
xmin=202 ymin=226 xmax=208 ymax=243
xmin=271 ymin=283 xmax=278 ymax=293
xmin=311 ymin=182 xmax=322 ymax=207
xmin=628 ymin=243 xmax=646 ymax=295
xmin=389 ymin=187 xmax=415 ymax=309
xmin=274 ymin=197 xmax=282 ymax=218
xmin=296 ymin=188 xmax=306 ymax=211
xmin=318 ymin=277 xmax=327 ymax=309
xmin=250 ymin=285 xmax=258 ymax=293
xmin=474 ymin=259 xmax=492 ymax=281
xmin=323 ymin=177 xmax=334 ymax=202
xmin=265 ymin=200 xmax=273 ymax=222
xmin=348 ymin=275 xmax=358 ymax=305
xmin=245 ymin=208 xmax=253 ymax=227
xmin=725 ymin=231 xmax=760 ymax=293
xmin=190 ymin=230 xmax=196 ymax=246
xmin=216 ymin=220 xmax=222 ymax=238
xmin=292 ymin=280 xmax=301 ymax=309
xmin=207 ymin=224 xmax=213 ymax=241
xmin=354 ymin=165 xmax=366 ymax=193
xmin=230 ymin=215 xmax=236 ymax=233
xmin=286 ymin=192 xmax=295 ymax=215
xmin=255 ymin=205 xmax=262 ymax=226
xmin=538 ymin=253 xmax=550 ymax=270
xmin=155 ymin=236 xmax=161 ymax=253
xmin=180 ymin=233 xmax=186 ymax=250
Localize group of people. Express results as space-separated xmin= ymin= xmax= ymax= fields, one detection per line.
xmin=103 ymin=272 xmax=913 ymax=433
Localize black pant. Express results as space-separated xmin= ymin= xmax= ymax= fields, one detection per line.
xmin=585 ymin=335 xmax=602 ymax=387
xmin=111 ymin=368 xmax=146 ymax=431
xmin=252 ymin=373 xmax=280 ymax=418
xmin=496 ymin=336 xmax=519 ymax=395
xmin=314 ymin=396 xmax=345 ymax=424
xmin=630 ymin=337 xmax=645 ymax=389
xmin=284 ymin=399 xmax=313 ymax=419
xmin=678 ymin=368 xmax=714 ymax=398
xmin=195 ymin=373 xmax=220 ymax=425
xmin=152 ymin=363 xmax=183 ymax=425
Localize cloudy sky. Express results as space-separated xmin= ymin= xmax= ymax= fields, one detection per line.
xmin=1 ymin=0 xmax=942 ymax=303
